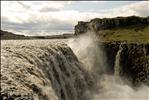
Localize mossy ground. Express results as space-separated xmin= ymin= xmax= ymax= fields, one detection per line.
xmin=98 ymin=25 xmax=149 ymax=43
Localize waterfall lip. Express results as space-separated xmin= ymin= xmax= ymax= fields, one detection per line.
xmin=2 ymin=39 xmax=149 ymax=100
xmin=1 ymin=40 xmax=93 ymax=100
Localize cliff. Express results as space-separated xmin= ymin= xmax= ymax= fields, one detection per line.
xmin=75 ymin=16 xmax=149 ymax=43
xmin=100 ymin=42 xmax=149 ymax=85
xmin=74 ymin=16 xmax=149 ymax=85
xmin=75 ymin=16 xmax=149 ymax=34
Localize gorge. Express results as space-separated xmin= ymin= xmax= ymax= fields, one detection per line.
xmin=1 ymin=16 xmax=149 ymax=100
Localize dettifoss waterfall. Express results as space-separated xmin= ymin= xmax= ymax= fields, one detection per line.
xmin=1 ymin=35 xmax=149 ymax=100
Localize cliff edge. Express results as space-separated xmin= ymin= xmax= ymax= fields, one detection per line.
xmin=75 ymin=16 xmax=149 ymax=85
xmin=75 ymin=16 xmax=149 ymax=43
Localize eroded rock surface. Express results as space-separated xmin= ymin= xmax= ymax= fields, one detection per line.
xmin=75 ymin=16 xmax=149 ymax=35
xmin=101 ymin=42 xmax=149 ymax=85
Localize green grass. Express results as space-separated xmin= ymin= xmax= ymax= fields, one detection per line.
xmin=98 ymin=25 xmax=149 ymax=43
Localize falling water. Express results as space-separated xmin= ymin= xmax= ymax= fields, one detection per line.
xmin=1 ymin=40 xmax=92 ymax=100
xmin=114 ymin=44 xmax=123 ymax=77
xmin=68 ymin=34 xmax=149 ymax=100
xmin=1 ymin=38 xmax=149 ymax=100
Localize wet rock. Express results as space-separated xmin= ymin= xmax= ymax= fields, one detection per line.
xmin=101 ymin=42 xmax=149 ymax=85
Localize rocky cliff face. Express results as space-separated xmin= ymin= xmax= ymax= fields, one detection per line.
xmin=100 ymin=42 xmax=149 ymax=85
xmin=75 ymin=16 xmax=149 ymax=35
xmin=74 ymin=16 xmax=149 ymax=85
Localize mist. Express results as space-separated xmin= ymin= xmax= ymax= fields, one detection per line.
xmin=68 ymin=32 xmax=107 ymax=74
xmin=67 ymin=32 xmax=149 ymax=100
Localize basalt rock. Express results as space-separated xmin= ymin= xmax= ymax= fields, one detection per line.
xmin=75 ymin=16 xmax=149 ymax=35
xmin=101 ymin=42 xmax=149 ymax=85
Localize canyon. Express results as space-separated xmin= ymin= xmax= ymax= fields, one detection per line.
xmin=1 ymin=16 xmax=149 ymax=100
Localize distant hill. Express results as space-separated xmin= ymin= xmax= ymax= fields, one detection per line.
xmin=0 ymin=30 xmax=74 ymax=40
xmin=2 ymin=16 xmax=149 ymax=42
xmin=1 ymin=30 xmax=26 ymax=40
xmin=75 ymin=16 xmax=149 ymax=43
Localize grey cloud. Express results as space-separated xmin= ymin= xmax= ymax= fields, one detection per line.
xmin=126 ymin=1 xmax=149 ymax=17
xmin=39 ymin=7 xmax=60 ymax=12
xmin=17 ymin=1 xmax=31 ymax=9
xmin=133 ymin=9 xmax=149 ymax=17
xmin=1 ymin=16 xmax=74 ymax=36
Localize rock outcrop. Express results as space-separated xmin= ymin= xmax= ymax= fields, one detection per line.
xmin=100 ymin=42 xmax=149 ymax=85
xmin=75 ymin=16 xmax=149 ymax=35
xmin=74 ymin=16 xmax=149 ymax=85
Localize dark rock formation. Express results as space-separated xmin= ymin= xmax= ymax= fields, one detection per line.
xmin=74 ymin=16 xmax=149 ymax=85
xmin=101 ymin=42 xmax=149 ymax=85
xmin=75 ymin=16 xmax=149 ymax=35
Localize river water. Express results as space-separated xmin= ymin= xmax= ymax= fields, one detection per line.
xmin=1 ymin=38 xmax=149 ymax=100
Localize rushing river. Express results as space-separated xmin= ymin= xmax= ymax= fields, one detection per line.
xmin=1 ymin=37 xmax=149 ymax=100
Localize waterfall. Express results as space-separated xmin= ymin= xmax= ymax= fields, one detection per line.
xmin=114 ymin=44 xmax=123 ymax=77
xmin=1 ymin=40 xmax=92 ymax=100
xmin=1 ymin=40 xmax=148 ymax=100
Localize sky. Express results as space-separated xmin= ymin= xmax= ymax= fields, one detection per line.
xmin=1 ymin=1 xmax=149 ymax=36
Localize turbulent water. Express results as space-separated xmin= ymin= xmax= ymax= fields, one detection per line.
xmin=1 ymin=40 xmax=93 ymax=100
xmin=68 ymin=33 xmax=149 ymax=100
xmin=1 ymin=38 xmax=149 ymax=100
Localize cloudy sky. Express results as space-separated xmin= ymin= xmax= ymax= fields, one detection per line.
xmin=1 ymin=1 xmax=149 ymax=36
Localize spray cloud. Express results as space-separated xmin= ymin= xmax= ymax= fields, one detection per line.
xmin=67 ymin=32 xmax=149 ymax=100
